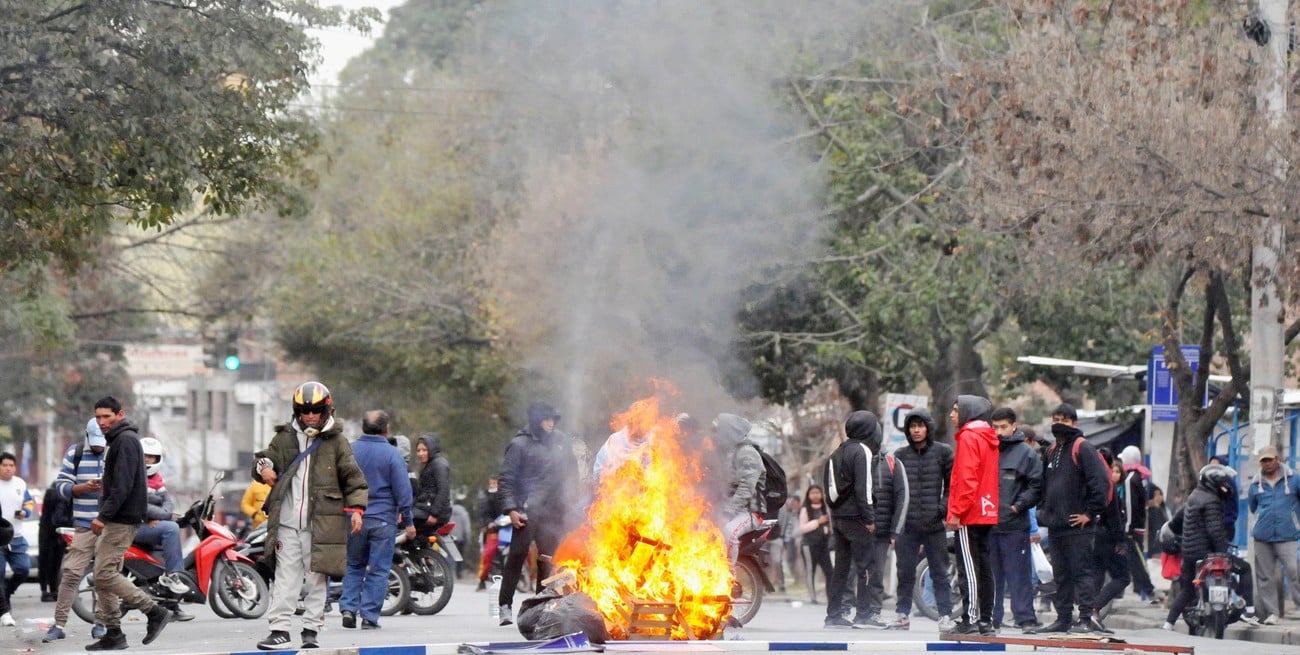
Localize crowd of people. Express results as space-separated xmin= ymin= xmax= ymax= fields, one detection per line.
xmin=2 ymin=381 xmax=1298 ymax=650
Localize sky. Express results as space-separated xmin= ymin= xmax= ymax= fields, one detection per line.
xmin=307 ymin=0 xmax=405 ymax=87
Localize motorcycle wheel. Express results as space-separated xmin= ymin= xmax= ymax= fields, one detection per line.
xmin=380 ymin=565 xmax=411 ymax=616
xmin=72 ymin=572 xmax=97 ymax=624
xmin=730 ymin=557 xmax=764 ymax=626
xmin=1210 ymin=610 xmax=1226 ymax=639
xmin=215 ymin=560 xmax=270 ymax=620
xmin=407 ymin=549 xmax=456 ymax=616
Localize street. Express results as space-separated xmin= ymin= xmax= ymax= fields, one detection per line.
xmin=4 ymin=580 xmax=1297 ymax=655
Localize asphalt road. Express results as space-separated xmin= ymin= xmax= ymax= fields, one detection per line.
xmin=3 ymin=579 xmax=1297 ymax=655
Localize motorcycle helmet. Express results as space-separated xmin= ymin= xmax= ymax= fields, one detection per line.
xmin=140 ymin=437 xmax=164 ymax=476
xmin=1158 ymin=521 xmax=1181 ymax=555
xmin=1198 ymin=463 xmax=1237 ymax=498
xmin=0 ymin=516 xmax=12 ymax=548
xmin=292 ymin=381 xmax=333 ymax=418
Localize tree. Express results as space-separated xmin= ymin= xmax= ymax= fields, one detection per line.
xmin=956 ymin=0 xmax=1300 ymax=491
xmin=0 ymin=0 xmax=373 ymax=273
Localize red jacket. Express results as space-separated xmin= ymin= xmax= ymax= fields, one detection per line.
xmin=946 ymin=420 xmax=1000 ymax=525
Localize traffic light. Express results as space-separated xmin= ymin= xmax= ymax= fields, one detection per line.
xmin=202 ymin=341 xmax=219 ymax=369
xmin=220 ymin=329 xmax=240 ymax=371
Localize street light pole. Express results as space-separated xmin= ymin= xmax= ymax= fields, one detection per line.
xmin=1250 ymin=0 xmax=1289 ymax=454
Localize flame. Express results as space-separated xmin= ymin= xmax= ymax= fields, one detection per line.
xmin=556 ymin=389 xmax=733 ymax=639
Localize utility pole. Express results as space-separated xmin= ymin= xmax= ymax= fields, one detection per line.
xmin=1251 ymin=0 xmax=1289 ymax=453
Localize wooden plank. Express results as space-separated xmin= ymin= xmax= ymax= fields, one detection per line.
xmin=937 ymin=632 xmax=1194 ymax=655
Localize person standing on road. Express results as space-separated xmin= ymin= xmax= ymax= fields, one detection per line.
xmin=888 ymin=408 xmax=955 ymax=631
xmin=988 ymin=407 xmax=1043 ymax=633
xmin=1247 ymin=445 xmax=1300 ymax=624
xmin=253 ymin=381 xmax=368 ymax=650
xmin=339 ymin=410 xmax=414 ymax=631
xmin=0 ymin=451 xmax=35 ymax=627
xmin=1092 ymin=454 xmax=1130 ymax=617
xmin=821 ymin=410 xmax=879 ymax=629
xmin=798 ymin=486 xmax=834 ymax=604
xmin=856 ymin=417 xmax=908 ymax=629
xmin=1117 ymin=445 xmax=1157 ymax=602
xmin=496 ymin=402 xmax=580 ymax=626
xmin=43 ymin=419 xmax=108 ymax=643
xmin=1038 ymin=404 xmax=1111 ymax=634
xmin=86 ymin=396 xmax=173 ymax=650
xmin=476 ymin=476 xmax=504 ymax=591
xmin=945 ymin=396 xmax=999 ymax=636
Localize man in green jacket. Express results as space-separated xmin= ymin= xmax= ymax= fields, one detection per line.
xmin=253 ymin=381 xmax=368 ymax=650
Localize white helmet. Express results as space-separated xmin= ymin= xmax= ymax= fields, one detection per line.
xmin=140 ymin=437 xmax=164 ymax=476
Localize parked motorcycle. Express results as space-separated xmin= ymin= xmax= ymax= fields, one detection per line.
xmin=389 ymin=522 xmax=460 ymax=616
xmin=1183 ymin=552 xmax=1244 ymax=639
xmin=69 ymin=472 xmax=268 ymax=623
xmin=730 ymin=518 xmax=778 ymax=626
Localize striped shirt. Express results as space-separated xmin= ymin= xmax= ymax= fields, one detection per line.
xmin=54 ymin=442 xmax=105 ymax=529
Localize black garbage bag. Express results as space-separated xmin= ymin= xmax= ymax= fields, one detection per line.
xmin=516 ymin=590 xmax=609 ymax=644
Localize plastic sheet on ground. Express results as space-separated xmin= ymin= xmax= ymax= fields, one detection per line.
xmin=516 ymin=590 xmax=610 ymax=644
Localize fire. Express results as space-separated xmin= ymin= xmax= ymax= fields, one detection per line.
xmin=555 ymin=392 xmax=733 ymax=639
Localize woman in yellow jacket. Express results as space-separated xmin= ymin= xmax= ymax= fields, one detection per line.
xmin=241 ymin=480 xmax=271 ymax=527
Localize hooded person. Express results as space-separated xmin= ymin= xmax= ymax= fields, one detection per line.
xmin=414 ymin=433 xmax=452 ymax=529
xmin=943 ymin=395 xmax=999 ymax=634
xmin=820 ymin=411 xmax=881 ymax=628
xmin=886 ymin=407 xmax=956 ymax=630
xmin=495 ymin=401 xmax=580 ymax=626
xmin=1116 ymin=446 xmax=1157 ymax=601
xmin=713 ymin=413 xmax=765 ymax=567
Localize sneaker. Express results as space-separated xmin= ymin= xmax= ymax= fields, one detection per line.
xmin=301 ymin=629 xmax=319 ymax=649
xmin=1041 ymin=617 xmax=1073 ymax=633
xmin=885 ymin=613 xmax=910 ymax=630
xmin=949 ymin=619 xmax=979 ymax=635
xmin=85 ymin=629 xmax=128 ymax=651
xmin=361 ymin=619 xmax=379 ymax=630
xmin=159 ymin=572 xmax=189 ymax=595
xmin=1070 ymin=613 xmax=1109 ymax=634
xmin=1263 ymin=614 xmax=1279 ymax=625
xmin=43 ymin=625 xmax=67 ymax=643
xmin=824 ymin=616 xmax=854 ymax=628
xmin=1017 ymin=620 xmax=1043 ymax=634
xmin=171 ymin=606 xmax=195 ymax=622
xmin=1161 ymin=621 xmax=1174 ymax=631
xmin=257 ymin=630 xmax=293 ymax=651
xmin=41 ymin=592 xmax=58 ymax=602
xmin=499 ymin=605 xmax=513 ymax=626
xmin=91 ymin=624 xmax=107 ymax=639
xmin=1241 ymin=612 xmax=1261 ymax=627
xmin=852 ymin=614 xmax=888 ymax=629
xmin=0 ymin=612 xmax=14 ymax=627
xmin=978 ymin=621 xmax=996 ymax=636
xmin=143 ymin=605 xmax=171 ymax=645
xmin=341 ymin=611 xmax=356 ymax=629
xmin=937 ymin=616 xmax=957 ymax=632
xmin=476 ymin=580 xmax=487 ymax=592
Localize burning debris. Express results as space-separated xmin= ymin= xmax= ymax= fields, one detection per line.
xmin=553 ymin=391 xmax=734 ymax=640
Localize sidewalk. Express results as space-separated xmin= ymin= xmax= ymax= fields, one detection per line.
xmin=1105 ymin=595 xmax=1300 ymax=646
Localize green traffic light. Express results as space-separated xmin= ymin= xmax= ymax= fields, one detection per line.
xmin=223 ymin=355 xmax=241 ymax=370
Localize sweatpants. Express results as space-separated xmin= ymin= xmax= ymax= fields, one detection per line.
xmin=954 ymin=524 xmax=994 ymax=625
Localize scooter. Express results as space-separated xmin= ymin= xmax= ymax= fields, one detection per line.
xmin=68 ymin=472 xmax=268 ymax=623
xmin=730 ymin=518 xmax=779 ymax=626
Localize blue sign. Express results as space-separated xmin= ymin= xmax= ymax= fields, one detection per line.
xmin=1148 ymin=345 xmax=1205 ymax=421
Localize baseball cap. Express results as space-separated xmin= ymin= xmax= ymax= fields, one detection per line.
xmin=1258 ymin=445 xmax=1280 ymax=461
xmin=85 ymin=418 xmax=107 ymax=448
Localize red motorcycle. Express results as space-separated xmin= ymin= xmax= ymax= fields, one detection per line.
xmin=68 ymin=472 xmax=269 ymax=622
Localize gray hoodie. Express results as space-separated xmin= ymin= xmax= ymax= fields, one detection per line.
xmin=715 ymin=414 xmax=766 ymax=517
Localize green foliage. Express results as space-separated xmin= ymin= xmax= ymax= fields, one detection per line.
xmin=0 ymin=0 xmax=373 ymax=273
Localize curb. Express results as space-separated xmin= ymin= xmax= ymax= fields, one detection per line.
xmin=1106 ymin=606 xmax=1300 ymax=646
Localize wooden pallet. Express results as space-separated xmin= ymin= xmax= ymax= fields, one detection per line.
xmin=938 ymin=632 xmax=1194 ymax=654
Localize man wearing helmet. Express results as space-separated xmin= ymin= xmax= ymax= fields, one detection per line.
xmin=1161 ymin=463 xmax=1260 ymax=631
xmin=253 ymin=381 xmax=368 ymax=651
xmin=131 ymin=437 xmax=194 ymax=620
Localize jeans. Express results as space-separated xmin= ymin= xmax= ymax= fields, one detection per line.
xmin=133 ymin=521 xmax=183 ymax=572
xmin=990 ymin=529 xmax=1036 ymax=626
xmin=340 ymin=517 xmax=397 ymax=624
xmin=2 ymin=535 xmax=32 ymax=601
xmin=895 ymin=529 xmax=953 ymax=617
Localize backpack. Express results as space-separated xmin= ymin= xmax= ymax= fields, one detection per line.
xmin=1047 ymin=437 xmax=1114 ymax=503
xmin=752 ymin=445 xmax=787 ymax=521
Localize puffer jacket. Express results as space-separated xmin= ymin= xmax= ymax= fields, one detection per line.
xmin=1248 ymin=466 xmax=1300 ymax=543
xmin=498 ymin=402 xmax=581 ymax=519
xmin=715 ymin=413 xmax=766 ymax=517
xmin=1181 ymin=485 xmax=1229 ymax=561
xmin=415 ymin=433 xmax=452 ymax=525
xmin=992 ymin=429 xmax=1043 ymax=533
xmin=893 ymin=408 xmax=954 ymax=533
xmin=253 ymin=417 xmax=369 ymax=577
xmin=853 ymin=411 xmax=909 ymax=537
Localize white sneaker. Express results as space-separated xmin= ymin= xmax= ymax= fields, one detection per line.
xmin=937 ymin=616 xmax=957 ymax=632
xmin=1263 ymin=615 xmax=1278 ymax=625
xmin=0 ymin=612 xmax=15 ymax=627
xmin=1161 ymin=621 xmax=1174 ymax=631
xmin=160 ymin=572 xmax=189 ymax=595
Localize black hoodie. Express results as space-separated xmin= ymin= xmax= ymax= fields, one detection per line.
xmin=498 ymin=402 xmax=579 ymax=519
xmin=1038 ymin=423 xmax=1111 ymax=531
xmin=992 ymin=429 xmax=1043 ymax=533
xmin=415 ymin=433 xmax=452 ymax=524
xmin=823 ymin=411 xmax=878 ymax=525
xmin=893 ymin=408 xmax=954 ymax=533
xmin=98 ymin=419 xmax=148 ymax=524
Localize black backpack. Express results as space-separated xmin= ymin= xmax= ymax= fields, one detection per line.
xmin=752 ymin=445 xmax=787 ymax=521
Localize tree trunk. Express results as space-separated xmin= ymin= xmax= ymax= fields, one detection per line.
xmin=922 ymin=334 xmax=990 ymax=444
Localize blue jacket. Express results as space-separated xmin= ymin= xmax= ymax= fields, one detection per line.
xmin=352 ymin=434 xmax=414 ymax=527
xmin=1248 ymin=466 xmax=1300 ymax=543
